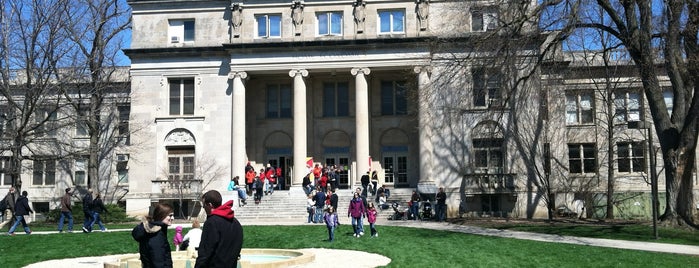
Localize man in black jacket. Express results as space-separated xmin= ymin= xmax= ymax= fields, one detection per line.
xmin=0 ymin=187 xmax=17 ymax=230
xmin=195 ymin=190 xmax=243 ymax=268
xmin=8 ymin=191 xmax=32 ymax=235
xmin=82 ymin=189 xmax=94 ymax=233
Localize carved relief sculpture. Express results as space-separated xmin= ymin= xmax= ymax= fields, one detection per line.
xmin=353 ymin=0 xmax=366 ymax=33
xmin=291 ymin=0 xmax=305 ymax=36
xmin=231 ymin=2 xmax=243 ymax=38
xmin=416 ymin=0 xmax=429 ymax=31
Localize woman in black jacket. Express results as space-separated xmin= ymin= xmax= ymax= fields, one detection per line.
xmin=132 ymin=203 xmax=174 ymax=268
xmin=8 ymin=191 xmax=33 ymax=235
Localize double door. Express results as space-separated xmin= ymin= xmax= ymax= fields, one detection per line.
xmin=383 ymin=154 xmax=407 ymax=186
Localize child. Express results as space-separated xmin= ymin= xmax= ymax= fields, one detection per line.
xmin=173 ymin=225 xmax=184 ymax=251
xmin=323 ymin=206 xmax=339 ymax=242
xmin=367 ymin=202 xmax=378 ymax=237
xmin=306 ymin=194 xmax=315 ymax=223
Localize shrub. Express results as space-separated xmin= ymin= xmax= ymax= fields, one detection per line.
xmin=46 ymin=202 xmax=135 ymax=223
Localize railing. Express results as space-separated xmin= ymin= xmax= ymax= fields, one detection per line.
xmin=151 ymin=179 xmax=203 ymax=197
xmin=462 ymin=173 xmax=516 ymax=192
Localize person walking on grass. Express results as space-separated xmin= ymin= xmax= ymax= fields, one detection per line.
xmin=8 ymin=191 xmax=33 ymax=235
xmin=367 ymin=202 xmax=378 ymax=237
xmin=348 ymin=192 xmax=366 ymax=238
xmin=58 ymin=188 xmax=74 ymax=233
xmin=0 ymin=187 xmax=17 ymax=231
xmin=324 ymin=206 xmax=339 ymax=242
xmin=90 ymin=193 xmax=108 ymax=232
xmin=82 ymin=189 xmax=94 ymax=233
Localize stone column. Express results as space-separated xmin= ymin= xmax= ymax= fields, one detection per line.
xmin=290 ymin=69 xmax=309 ymax=186
xmin=352 ymin=67 xmax=370 ymax=188
xmin=414 ymin=66 xmax=437 ymax=194
xmin=229 ymin=71 xmax=248 ymax=181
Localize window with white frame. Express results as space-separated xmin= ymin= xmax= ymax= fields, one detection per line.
xmin=169 ymin=78 xmax=195 ymax=116
xmin=323 ymin=82 xmax=349 ymax=117
xmin=267 ymin=84 xmax=292 ymax=118
xmin=118 ymin=105 xmax=130 ymax=145
xmin=471 ymin=7 xmax=498 ymax=32
xmin=117 ymin=154 xmax=129 ymax=184
xmin=381 ymin=81 xmax=407 ymax=115
xmin=473 ymin=138 xmax=504 ymax=174
xmin=74 ymin=156 xmax=88 ymax=186
xmin=33 ymin=158 xmax=56 ymax=185
xmin=168 ymin=148 xmax=195 ymax=181
xmin=378 ymin=10 xmax=405 ymax=34
xmin=566 ymin=92 xmax=594 ymax=124
xmin=0 ymin=157 xmax=10 ymax=186
xmin=35 ymin=108 xmax=57 ymax=137
xmin=472 ymin=68 xmax=502 ymax=108
xmin=617 ymin=142 xmax=645 ymax=173
xmin=568 ymin=143 xmax=596 ymax=174
xmin=169 ymin=19 xmax=195 ymax=43
xmin=256 ymin=14 xmax=282 ymax=38
xmin=317 ymin=11 xmax=342 ymax=35
xmin=76 ymin=107 xmax=89 ymax=137
xmin=614 ymin=91 xmax=642 ymax=123
xmin=663 ymin=90 xmax=673 ymax=117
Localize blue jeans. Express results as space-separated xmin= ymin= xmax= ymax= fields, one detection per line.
xmin=83 ymin=211 xmax=93 ymax=232
xmin=351 ymin=216 xmax=363 ymax=235
xmin=314 ymin=207 xmax=324 ymax=223
xmin=357 ymin=215 xmax=364 ymax=232
xmin=8 ymin=215 xmax=30 ymax=234
xmin=58 ymin=211 xmax=73 ymax=231
xmin=90 ymin=212 xmax=105 ymax=231
xmin=326 ymin=225 xmax=335 ymax=241
xmin=436 ymin=204 xmax=447 ymax=221
xmin=410 ymin=202 xmax=420 ymax=220
xmin=307 ymin=208 xmax=314 ymax=223
xmin=370 ymin=222 xmax=377 ymax=236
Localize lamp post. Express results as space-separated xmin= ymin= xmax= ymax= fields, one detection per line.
xmin=632 ymin=120 xmax=659 ymax=239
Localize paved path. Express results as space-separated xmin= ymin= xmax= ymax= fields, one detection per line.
xmin=22 ymin=218 xmax=699 ymax=268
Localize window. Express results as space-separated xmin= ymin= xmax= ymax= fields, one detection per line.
xmin=117 ymin=154 xmax=129 ymax=184
xmin=471 ymin=8 xmax=498 ymax=32
xmin=169 ymin=78 xmax=195 ymax=116
xmin=74 ymin=107 xmax=88 ymax=137
xmin=378 ymin=10 xmax=405 ymax=34
xmin=0 ymin=105 xmax=12 ymax=138
xmin=169 ymin=20 xmax=195 ymax=43
xmin=663 ymin=90 xmax=673 ymax=117
xmin=381 ymin=81 xmax=407 ymax=115
xmin=317 ymin=12 xmax=342 ymax=35
xmin=473 ymin=138 xmax=503 ymax=173
xmin=266 ymin=84 xmax=292 ymax=118
xmin=256 ymin=14 xmax=282 ymax=38
xmin=74 ymin=157 xmax=87 ymax=186
xmin=473 ymin=68 xmax=502 ymax=108
xmin=566 ymin=92 xmax=594 ymax=124
xmin=168 ymin=148 xmax=194 ymax=181
xmin=35 ymin=108 xmax=57 ymax=137
xmin=617 ymin=142 xmax=645 ymax=173
xmin=0 ymin=157 xmax=10 ymax=186
xmin=614 ymin=92 xmax=641 ymax=123
xmin=568 ymin=143 xmax=596 ymax=174
xmin=33 ymin=159 xmax=56 ymax=185
xmin=118 ymin=105 xmax=130 ymax=145
xmin=323 ymin=82 xmax=349 ymax=117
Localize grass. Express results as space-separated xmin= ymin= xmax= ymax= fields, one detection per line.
xmin=1 ymin=224 xmax=697 ymax=268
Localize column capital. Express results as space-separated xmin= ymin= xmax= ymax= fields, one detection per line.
xmin=289 ymin=69 xmax=309 ymax=77
xmin=413 ymin=65 xmax=432 ymax=74
xmin=351 ymin=67 xmax=371 ymax=76
xmin=228 ymin=71 xmax=248 ymax=80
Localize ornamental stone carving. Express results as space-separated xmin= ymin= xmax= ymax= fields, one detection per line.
xmin=353 ymin=0 xmax=367 ymax=33
xmin=230 ymin=2 xmax=244 ymax=38
xmin=165 ymin=129 xmax=196 ymax=147
xmin=291 ymin=0 xmax=304 ymax=36
xmin=416 ymin=0 xmax=429 ymax=31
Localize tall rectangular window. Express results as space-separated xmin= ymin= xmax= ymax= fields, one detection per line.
xmin=0 ymin=157 xmax=10 ymax=186
xmin=76 ymin=107 xmax=89 ymax=137
xmin=169 ymin=19 xmax=195 ymax=43
xmin=118 ymin=105 xmax=130 ymax=144
xmin=566 ymin=92 xmax=594 ymax=124
xmin=317 ymin=12 xmax=342 ymax=35
xmin=169 ymin=78 xmax=195 ymax=116
xmin=33 ymin=159 xmax=56 ymax=185
xmin=614 ymin=91 xmax=642 ymax=123
xmin=266 ymin=84 xmax=292 ymax=118
xmin=256 ymin=14 xmax=282 ymax=38
xmin=74 ymin=157 xmax=87 ymax=186
xmin=663 ymin=90 xmax=673 ymax=117
xmin=473 ymin=138 xmax=504 ymax=173
xmin=117 ymin=154 xmax=129 ymax=184
xmin=472 ymin=68 xmax=501 ymax=108
xmin=381 ymin=81 xmax=407 ymax=115
xmin=471 ymin=8 xmax=498 ymax=32
xmin=168 ymin=148 xmax=195 ymax=181
xmin=35 ymin=108 xmax=57 ymax=137
xmin=323 ymin=82 xmax=349 ymax=117
xmin=378 ymin=10 xmax=405 ymax=34
xmin=568 ymin=143 xmax=596 ymax=174
xmin=617 ymin=142 xmax=645 ymax=173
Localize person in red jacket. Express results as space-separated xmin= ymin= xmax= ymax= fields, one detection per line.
xmin=245 ymin=169 xmax=256 ymax=195
xmin=265 ymin=165 xmax=276 ymax=194
xmin=195 ymin=190 xmax=243 ymax=268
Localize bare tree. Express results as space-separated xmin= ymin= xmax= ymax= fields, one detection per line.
xmin=160 ymin=154 xmax=226 ymax=218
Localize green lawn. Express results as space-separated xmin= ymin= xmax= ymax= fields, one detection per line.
xmin=0 ymin=224 xmax=697 ymax=268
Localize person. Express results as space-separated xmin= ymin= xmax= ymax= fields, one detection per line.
xmin=8 ymin=191 xmax=33 ymax=235
xmin=195 ymin=190 xmax=243 ymax=268
xmin=182 ymin=220 xmax=203 ymax=253
xmin=323 ymin=206 xmax=339 ymax=242
xmin=370 ymin=171 xmax=379 ymax=195
xmin=82 ymin=189 xmax=94 ymax=233
xmin=227 ymin=176 xmax=247 ymax=206
xmin=0 ymin=187 xmax=17 ymax=230
xmin=173 ymin=225 xmax=184 ymax=251
xmin=360 ymin=171 xmax=370 ymax=197
xmin=410 ymin=190 xmax=421 ymax=221
xmin=313 ymin=186 xmax=326 ymax=223
xmin=348 ymin=192 xmax=366 ymax=238
xmin=435 ymin=187 xmax=447 ymax=222
xmin=58 ymin=188 xmax=74 ymax=233
xmin=375 ymin=185 xmax=385 ymax=202
xmin=90 ymin=193 xmax=108 ymax=232
xmin=131 ymin=203 xmax=174 ymax=267
xmin=275 ymin=166 xmax=284 ymax=190
xmin=367 ymin=202 xmax=378 ymax=237
xmin=304 ymin=193 xmax=314 ymax=223
xmin=354 ymin=187 xmax=367 ymax=234
xmin=328 ymin=187 xmax=338 ymax=212
xmin=245 ymin=168 xmax=255 ymax=195
xmin=265 ymin=164 xmax=275 ymax=194
xmin=253 ymin=175 xmax=264 ymax=204
xmin=378 ymin=192 xmax=389 ymax=210
xmin=302 ymin=174 xmax=312 ymax=195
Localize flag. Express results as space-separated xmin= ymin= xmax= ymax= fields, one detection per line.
xmin=306 ymin=157 xmax=314 ymax=168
